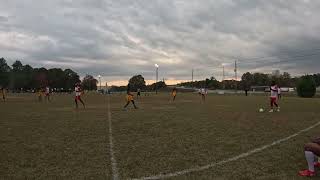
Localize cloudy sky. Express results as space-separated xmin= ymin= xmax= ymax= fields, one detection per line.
xmin=0 ymin=0 xmax=320 ymax=85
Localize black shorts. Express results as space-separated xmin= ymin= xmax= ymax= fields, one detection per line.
xmin=137 ymin=92 xmax=141 ymax=96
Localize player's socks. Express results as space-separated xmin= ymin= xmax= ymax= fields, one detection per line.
xmin=299 ymin=151 xmax=316 ymax=176
xmin=305 ymin=151 xmax=316 ymax=172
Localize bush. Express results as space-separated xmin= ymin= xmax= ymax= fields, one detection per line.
xmin=297 ymin=75 xmax=316 ymax=98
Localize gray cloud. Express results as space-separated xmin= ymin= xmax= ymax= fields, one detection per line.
xmin=0 ymin=0 xmax=319 ymax=84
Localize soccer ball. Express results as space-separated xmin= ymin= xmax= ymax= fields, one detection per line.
xmin=259 ymin=108 xmax=264 ymax=113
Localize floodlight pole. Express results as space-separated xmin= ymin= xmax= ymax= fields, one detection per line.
xmin=234 ymin=60 xmax=238 ymax=91
xmin=98 ymin=75 xmax=102 ymax=90
xmin=222 ymin=65 xmax=225 ymax=90
xmin=192 ymin=68 xmax=194 ymax=88
xmin=155 ymin=66 xmax=158 ymax=94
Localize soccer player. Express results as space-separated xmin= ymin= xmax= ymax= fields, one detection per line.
xmin=278 ymin=86 xmax=282 ymax=100
xmin=172 ymin=87 xmax=177 ymax=101
xmin=37 ymin=88 xmax=43 ymax=102
xmin=137 ymin=88 xmax=141 ymax=99
xmin=269 ymin=81 xmax=280 ymax=112
xmin=0 ymin=87 xmax=6 ymax=102
xmin=123 ymin=90 xmax=138 ymax=110
xmin=299 ymin=137 xmax=320 ymax=177
xmin=200 ymin=88 xmax=207 ymax=102
xmin=45 ymin=86 xmax=51 ymax=101
xmin=74 ymin=83 xmax=85 ymax=109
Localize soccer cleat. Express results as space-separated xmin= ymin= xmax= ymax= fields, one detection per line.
xmin=269 ymin=109 xmax=274 ymax=113
xmin=298 ymin=170 xmax=315 ymax=177
xmin=277 ymin=108 xmax=280 ymax=112
xmin=314 ymin=162 xmax=320 ymax=167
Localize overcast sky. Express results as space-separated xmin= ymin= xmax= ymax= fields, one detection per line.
xmin=0 ymin=0 xmax=320 ymax=85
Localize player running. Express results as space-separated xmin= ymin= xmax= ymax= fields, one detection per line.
xmin=45 ymin=86 xmax=51 ymax=101
xmin=74 ymin=83 xmax=85 ymax=109
xmin=123 ymin=90 xmax=138 ymax=110
xmin=269 ymin=81 xmax=280 ymax=112
xmin=299 ymin=137 xmax=320 ymax=177
xmin=171 ymin=87 xmax=177 ymax=101
xmin=0 ymin=87 xmax=6 ymax=102
xmin=37 ymin=88 xmax=43 ymax=102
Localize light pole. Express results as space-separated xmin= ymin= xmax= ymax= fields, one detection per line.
xmin=155 ymin=64 xmax=159 ymax=94
xmin=222 ymin=63 xmax=226 ymax=90
xmin=98 ymin=75 xmax=101 ymax=91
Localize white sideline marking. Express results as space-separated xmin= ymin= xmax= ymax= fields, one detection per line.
xmin=131 ymin=121 xmax=320 ymax=180
xmin=107 ymin=96 xmax=119 ymax=180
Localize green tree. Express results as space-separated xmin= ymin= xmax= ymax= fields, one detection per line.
xmin=0 ymin=58 xmax=11 ymax=87
xmin=81 ymin=74 xmax=98 ymax=90
xmin=11 ymin=60 xmax=25 ymax=90
xmin=64 ymin=69 xmax=81 ymax=91
xmin=128 ymin=75 xmax=146 ymax=91
xmin=33 ymin=67 xmax=48 ymax=88
xmin=48 ymin=68 xmax=65 ymax=89
xmin=241 ymin=72 xmax=254 ymax=90
xmin=22 ymin=64 xmax=34 ymax=89
xmin=253 ymin=73 xmax=270 ymax=86
xmin=297 ymin=75 xmax=316 ymax=98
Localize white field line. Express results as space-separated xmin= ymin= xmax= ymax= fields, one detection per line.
xmin=131 ymin=121 xmax=320 ymax=180
xmin=107 ymin=96 xmax=119 ymax=180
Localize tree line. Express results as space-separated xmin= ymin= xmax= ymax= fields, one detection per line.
xmin=111 ymin=72 xmax=320 ymax=93
xmin=109 ymin=75 xmax=167 ymax=92
xmin=178 ymin=72 xmax=320 ymax=90
xmin=0 ymin=58 xmax=98 ymax=92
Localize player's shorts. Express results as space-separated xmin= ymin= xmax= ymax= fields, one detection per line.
xmin=75 ymin=96 xmax=81 ymax=100
xmin=270 ymin=97 xmax=277 ymax=103
xmin=137 ymin=92 xmax=141 ymax=96
xmin=172 ymin=92 xmax=176 ymax=97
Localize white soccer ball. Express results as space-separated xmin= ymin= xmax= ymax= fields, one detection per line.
xmin=259 ymin=108 xmax=264 ymax=113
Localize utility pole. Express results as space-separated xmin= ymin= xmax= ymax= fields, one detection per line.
xmin=234 ymin=60 xmax=238 ymax=91
xmin=155 ymin=64 xmax=159 ymax=94
xmin=192 ymin=69 xmax=194 ymax=83
xmin=222 ymin=65 xmax=225 ymax=90
xmin=223 ymin=66 xmax=225 ymax=81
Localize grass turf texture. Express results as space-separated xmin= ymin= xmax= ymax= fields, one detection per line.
xmin=1 ymin=93 xmax=320 ymax=179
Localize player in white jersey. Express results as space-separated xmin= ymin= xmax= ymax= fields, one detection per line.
xmin=199 ymin=88 xmax=207 ymax=102
xmin=74 ymin=83 xmax=85 ymax=109
xmin=269 ymin=81 xmax=280 ymax=112
xmin=277 ymin=86 xmax=281 ymax=100
xmin=45 ymin=86 xmax=50 ymax=101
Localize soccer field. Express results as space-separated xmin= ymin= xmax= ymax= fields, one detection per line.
xmin=1 ymin=93 xmax=320 ymax=179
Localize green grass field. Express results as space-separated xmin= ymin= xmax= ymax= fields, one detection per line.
xmin=1 ymin=92 xmax=320 ymax=179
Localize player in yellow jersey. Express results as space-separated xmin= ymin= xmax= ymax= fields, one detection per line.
xmin=0 ymin=87 xmax=6 ymax=102
xmin=37 ymin=88 xmax=43 ymax=102
xmin=123 ymin=90 xmax=138 ymax=110
xmin=171 ymin=87 xmax=177 ymax=101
